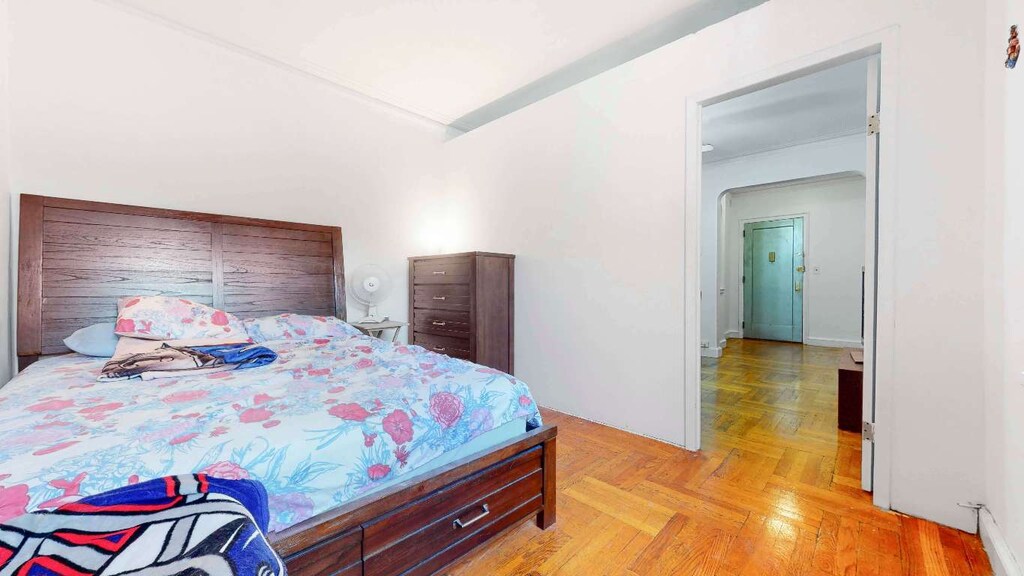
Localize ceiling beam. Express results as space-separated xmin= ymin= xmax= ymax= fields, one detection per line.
xmin=449 ymin=0 xmax=770 ymax=133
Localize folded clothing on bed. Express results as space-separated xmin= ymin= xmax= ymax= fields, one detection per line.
xmin=0 ymin=474 xmax=283 ymax=576
xmin=98 ymin=337 xmax=278 ymax=381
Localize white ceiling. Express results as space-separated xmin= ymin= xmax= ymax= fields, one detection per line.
xmin=702 ymin=57 xmax=870 ymax=163
xmin=109 ymin=0 xmax=767 ymax=131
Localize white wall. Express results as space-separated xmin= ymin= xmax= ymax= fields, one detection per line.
xmin=721 ymin=176 xmax=865 ymax=348
xmin=443 ymin=0 xmax=987 ymax=532
xmin=701 ymin=134 xmax=865 ymax=353
xmin=997 ymin=49 xmax=1024 ymax=568
xmin=984 ymin=0 xmax=1024 ymax=569
xmin=0 ymin=0 xmax=11 ymax=384
xmin=3 ymin=0 xmax=449 ymax=344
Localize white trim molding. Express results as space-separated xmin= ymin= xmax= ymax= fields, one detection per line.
xmin=804 ymin=337 xmax=863 ymax=348
xmin=703 ymin=128 xmax=866 ymax=165
xmin=683 ymin=26 xmax=900 ymax=510
xmin=981 ymin=508 xmax=1022 ymax=576
xmin=542 ymin=405 xmax=685 ymax=450
xmin=93 ymin=0 xmax=455 ymax=132
xmin=701 ymin=346 xmax=723 ymax=358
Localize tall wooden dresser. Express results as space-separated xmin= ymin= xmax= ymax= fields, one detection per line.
xmin=408 ymin=252 xmax=515 ymax=374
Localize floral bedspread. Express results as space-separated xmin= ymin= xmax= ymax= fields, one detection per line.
xmin=0 ymin=335 xmax=541 ymax=532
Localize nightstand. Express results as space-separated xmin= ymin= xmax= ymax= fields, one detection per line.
xmin=351 ymin=320 xmax=408 ymax=343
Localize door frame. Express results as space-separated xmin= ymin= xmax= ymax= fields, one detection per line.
xmin=682 ymin=28 xmax=898 ymax=512
xmin=737 ymin=213 xmax=809 ymax=343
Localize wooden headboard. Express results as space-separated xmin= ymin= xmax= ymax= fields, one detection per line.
xmin=17 ymin=194 xmax=346 ymax=368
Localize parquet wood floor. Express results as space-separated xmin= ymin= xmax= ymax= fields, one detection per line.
xmin=448 ymin=339 xmax=990 ymax=575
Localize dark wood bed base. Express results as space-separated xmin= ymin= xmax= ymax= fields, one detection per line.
xmin=15 ymin=194 xmax=557 ymax=575
xmin=273 ymin=425 xmax=556 ymax=576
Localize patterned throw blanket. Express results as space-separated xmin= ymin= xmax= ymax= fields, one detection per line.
xmin=0 ymin=475 xmax=284 ymax=576
xmin=99 ymin=342 xmax=278 ymax=381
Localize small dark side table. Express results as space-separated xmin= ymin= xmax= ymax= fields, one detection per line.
xmin=837 ymin=349 xmax=864 ymax=433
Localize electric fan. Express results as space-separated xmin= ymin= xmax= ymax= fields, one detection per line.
xmin=349 ymin=264 xmax=393 ymax=323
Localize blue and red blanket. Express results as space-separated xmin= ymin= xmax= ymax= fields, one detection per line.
xmin=0 ymin=475 xmax=284 ymax=576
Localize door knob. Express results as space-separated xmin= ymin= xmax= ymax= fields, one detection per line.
xmin=796 ymin=266 xmax=805 ymax=273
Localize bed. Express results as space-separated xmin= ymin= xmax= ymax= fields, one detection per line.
xmin=7 ymin=194 xmax=557 ymax=576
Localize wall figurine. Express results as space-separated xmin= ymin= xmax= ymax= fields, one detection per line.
xmin=1007 ymin=25 xmax=1019 ymax=69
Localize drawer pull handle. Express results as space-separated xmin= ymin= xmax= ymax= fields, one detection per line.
xmin=433 ymin=346 xmax=447 ymax=352
xmin=432 ymin=270 xmax=447 ymax=275
xmin=432 ymin=321 xmax=447 ymax=326
xmin=432 ymin=296 xmax=447 ymax=301
xmin=454 ymin=504 xmax=490 ymax=529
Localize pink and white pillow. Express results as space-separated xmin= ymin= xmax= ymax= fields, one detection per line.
xmin=243 ymin=314 xmax=361 ymax=343
xmin=115 ymin=296 xmax=246 ymax=340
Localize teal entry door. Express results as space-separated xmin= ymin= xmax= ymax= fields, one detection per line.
xmin=743 ymin=217 xmax=804 ymax=342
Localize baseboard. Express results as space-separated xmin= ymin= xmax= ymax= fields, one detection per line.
xmin=803 ymin=337 xmax=863 ymax=348
xmin=701 ymin=346 xmax=723 ymax=358
xmin=721 ymin=334 xmax=859 ymax=348
xmin=981 ymin=509 xmax=1022 ymax=576
xmin=538 ymin=405 xmax=685 ymax=450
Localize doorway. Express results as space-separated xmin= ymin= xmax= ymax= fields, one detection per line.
xmin=743 ymin=217 xmax=804 ymax=343
xmin=682 ymin=32 xmax=896 ymax=510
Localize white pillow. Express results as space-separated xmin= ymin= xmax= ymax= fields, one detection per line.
xmin=63 ymin=322 xmax=119 ymax=357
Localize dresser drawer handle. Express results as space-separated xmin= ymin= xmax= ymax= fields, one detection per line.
xmin=453 ymin=504 xmax=490 ymax=529
xmin=432 ymin=270 xmax=447 ymax=275
xmin=433 ymin=346 xmax=447 ymax=352
xmin=432 ymin=321 xmax=447 ymax=326
xmin=432 ymin=296 xmax=447 ymax=301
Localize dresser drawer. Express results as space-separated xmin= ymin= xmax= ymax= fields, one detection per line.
xmin=363 ymin=447 xmax=543 ymax=576
xmin=413 ymin=257 xmax=471 ymax=284
xmin=413 ymin=309 xmax=471 ymax=339
xmin=413 ymin=284 xmax=471 ymax=311
xmin=282 ymin=527 xmax=361 ymax=576
xmin=413 ymin=332 xmax=472 ymax=360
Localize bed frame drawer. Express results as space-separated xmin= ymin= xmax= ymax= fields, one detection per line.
xmin=412 ymin=284 xmax=472 ymax=311
xmin=413 ymin=332 xmax=472 ymax=360
xmin=282 ymin=527 xmax=361 ymax=576
xmin=271 ymin=426 xmax=557 ymax=576
xmin=400 ymin=493 xmax=541 ymax=576
xmin=413 ymin=309 xmax=471 ymax=339
xmin=363 ymin=446 xmax=543 ymax=576
xmin=412 ymin=257 xmax=472 ymax=284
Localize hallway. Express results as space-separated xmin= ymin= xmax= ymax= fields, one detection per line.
xmin=702 ymin=339 xmax=861 ymax=490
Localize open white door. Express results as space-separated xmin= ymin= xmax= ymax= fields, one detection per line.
xmin=861 ymin=55 xmax=881 ymax=492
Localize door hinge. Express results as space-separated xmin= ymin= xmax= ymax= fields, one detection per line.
xmin=862 ymin=421 xmax=876 ymax=442
xmin=742 ymin=321 xmax=745 ymax=329
xmin=742 ymin=275 xmax=746 ymax=283
xmin=867 ymin=113 xmax=880 ymax=136
xmin=742 ymin=230 xmax=746 ymax=237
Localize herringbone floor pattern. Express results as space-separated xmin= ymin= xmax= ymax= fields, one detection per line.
xmin=448 ymin=339 xmax=990 ymax=575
